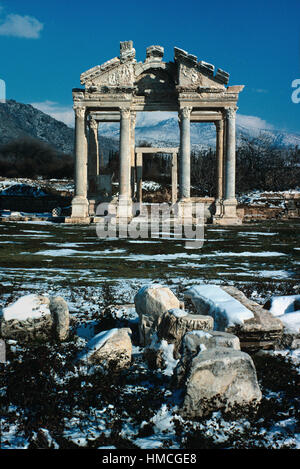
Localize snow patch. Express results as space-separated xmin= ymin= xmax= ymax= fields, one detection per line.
xmin=185 ymin=284 xmax=254 ymax=331
xmin=78 ymin=329 xmax=118 ymax=362
xmin=2 ymin=294 xmax=50 ymax=321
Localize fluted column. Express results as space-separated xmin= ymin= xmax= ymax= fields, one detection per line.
xmin=215 ymin=120 xmax=224 ymax=200
xmin=136 ymin=152 xmax=143 ymax=203
xmin=119 ymin=107 xmax=132 ymax=203
xmin=179 ymin=107 xmax=192 ymax=200
xmin=224 ymin=107 xmax=237 ymax=200
xmin=71 ymin=106 xmax=89 ymax=218
xmin=222 ymin=106 xmax=239 ymax=221
xmin=171 ymin=151 xmax=178 ymax=205
xmin=130 ymin=112 xmax=136 ymax=198
xmin=88 ymin=118 xmax=99 ymax=197
xmin=214 ymin=120 xmax=224 ymax=217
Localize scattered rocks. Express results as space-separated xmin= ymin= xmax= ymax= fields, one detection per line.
xmin=134 ymin=285 xmax=180 ymax=346
xmin=0 ymin=294 xmax=70 ymax=342
xmin=181 ymin=347 xmax=262 ymax=418
xmin=78 ymin=328 xmax=132 ymax=370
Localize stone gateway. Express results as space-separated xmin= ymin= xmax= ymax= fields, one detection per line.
xmin=69 ymin=41 xmax=244 ymax=225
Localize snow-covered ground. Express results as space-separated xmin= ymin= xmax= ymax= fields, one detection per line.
xmin=238 ymin=189 xmax=300 ymax=206
xmin=0 ymin=219 xmax=299 ymax=449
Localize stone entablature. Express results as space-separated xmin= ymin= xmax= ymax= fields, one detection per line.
xmin=69 ymin=41 xmax=245 ymax=224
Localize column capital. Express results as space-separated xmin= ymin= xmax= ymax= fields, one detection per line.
xmin=225 ymin=106 xmax=238 ymax=119
xmin=73 ymin=105 xmax=86 ymax=119
xmin=120 ymin=106 xmax=131 ymax=119
xmin=180 ymin=106 xmax=192 ymax=119
xmin=89 ymin=118 xmax=98 ymax=131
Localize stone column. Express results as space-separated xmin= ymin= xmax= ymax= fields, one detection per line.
xmin=136 ymin=152 xmax=143 ymax=203
xmin=214 ymin=120 xmax=224 ymax=217
xmin=171 ymin=152 xmax=178 ymax=205
xmin=130 ymin=112 xmax=136 ymax=198
xmin=71 ymin=106 xmax=89 ymax=219
xmin=88 ymin=118 xmax=99 ymax=196
xmin=179 ymin=107 xmax=192 ymax=200
xmin=119 ymin=107 xmax=132 ymax=217
xmin=223 ymin=106 xmax=239 ymax=221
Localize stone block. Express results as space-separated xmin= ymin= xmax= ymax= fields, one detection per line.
xmin=78 ymin=328 xmax=132 ymax=370
xmin=181 ymin=347 xmax=262 ymax=418
xmin=157 ymin=309 xmax=214 ymax=357
xmin=0 ymin=294 xmax=70 ymax=343
xmin=134 ymin=285 xmax=180 ymax=346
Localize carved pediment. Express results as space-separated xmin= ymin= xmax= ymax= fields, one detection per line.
xmin=80 ymin=41 xmax=136 ymax=90
xmin=81 ymin=60 xmax=135 ymax=90
xmin=78 ymin=41 xmax=241 ymax=100
xmin=174 ymin=46 xmax=229 ymax=89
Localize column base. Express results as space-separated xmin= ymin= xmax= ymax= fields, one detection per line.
xmin=213 ymin=198 xmax=242 ymax=225
xmin=117 ymin=196 xmax=133 ymax=221
xmin=65 ymin=216 xmax=91 ymax=224
xmin=71 ymin=196 xmax=89 ymax=218
xmin=214 ymin=199 xmax=224 ymax=217
xmin=88 ymin=197 xmax=97 ymax=216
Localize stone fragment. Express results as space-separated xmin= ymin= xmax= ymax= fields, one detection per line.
xmin=134 ymin=285 xmax=180 ymax=346
xmin=78 ymin=328 xmax=132 ymax=370
xmin=0 ymin=294 xmax=70 ymax=342
xmin=222 ymin=286 xmax=283 ymax=351
xmin=185 ymin=284 xmax=283 ymax=351
xmin=215 ymin=68 xmax=230 ymax=85
xmin=146 ymin=45 xmax=164 ymax=62
xmin=49 ymin=296 xmax=70 ymax=341
xmin=143 ymin=333 xmax=178 ymax=376
xmin=175 ymin=330 xmax=240 ymax=385
xmin=264 ymin=294 xmax=300 ymax=350
xmin=157 ymin=308 xmax=214 ymax=357
xmin=199 ymin=60 xmax=214 ymax=76
xmin=181 ymin=347 xmax=262 ymax=418
xmin=120 ymin=40 xmax=135 ymax=61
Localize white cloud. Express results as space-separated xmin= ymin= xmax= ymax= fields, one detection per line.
xmin=30 ymin=101 xmax=74 ymax=127
xmin=0 ymin=12 xmax=43 ymax=39
xmin=236 ymin=114 xmax=274 ymax=131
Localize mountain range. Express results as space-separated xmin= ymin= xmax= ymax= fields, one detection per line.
xmin=0 ymin=100 xmax=299 ymax=156
xmin=100 ymin=117 xmax=300 ymax=151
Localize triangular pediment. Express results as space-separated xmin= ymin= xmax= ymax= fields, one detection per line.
xmin=79 ymin=41 xmax=230 ymax=93
xmin=174 ymin=47 xmax=229 ymax=89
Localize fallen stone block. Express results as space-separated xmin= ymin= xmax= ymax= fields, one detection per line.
xmin=157 ymin=308 xmax=214 ymax=358
xmin=134 ymin=284 xmax=180 ymax=346
xmin=185 ymin=284 xmax=283 ymax=352
xmin=78 ymin=327 xmax=132 ymax=370
xmin=222 ymin=286 xmax=283 ymax=351
xmin=181 ymin=347 xmax=262 ymax=418
xmin=175 ymin=330 xmax=240 ymax=385
xmin=143 ymin=333 xmax=179 ymax=376
xmin=0 ymin=294 xmax=70 ymax=342
xmin=264 ymin=294 xmax=300 ymax=349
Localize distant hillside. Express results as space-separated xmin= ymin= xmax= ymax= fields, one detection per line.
xmin=99 ymin=117 xmax=300 ymax=150
xmin=0 ymin=100 xmax=74 ymax=154
xmin=0 ymin=100 xmax=298 ymax=159
xmin=0 ymin=100 xmax=119 ymax=157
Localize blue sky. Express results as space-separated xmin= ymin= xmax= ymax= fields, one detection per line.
xmin=0 ymin=0 xmax=299 ymax=133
